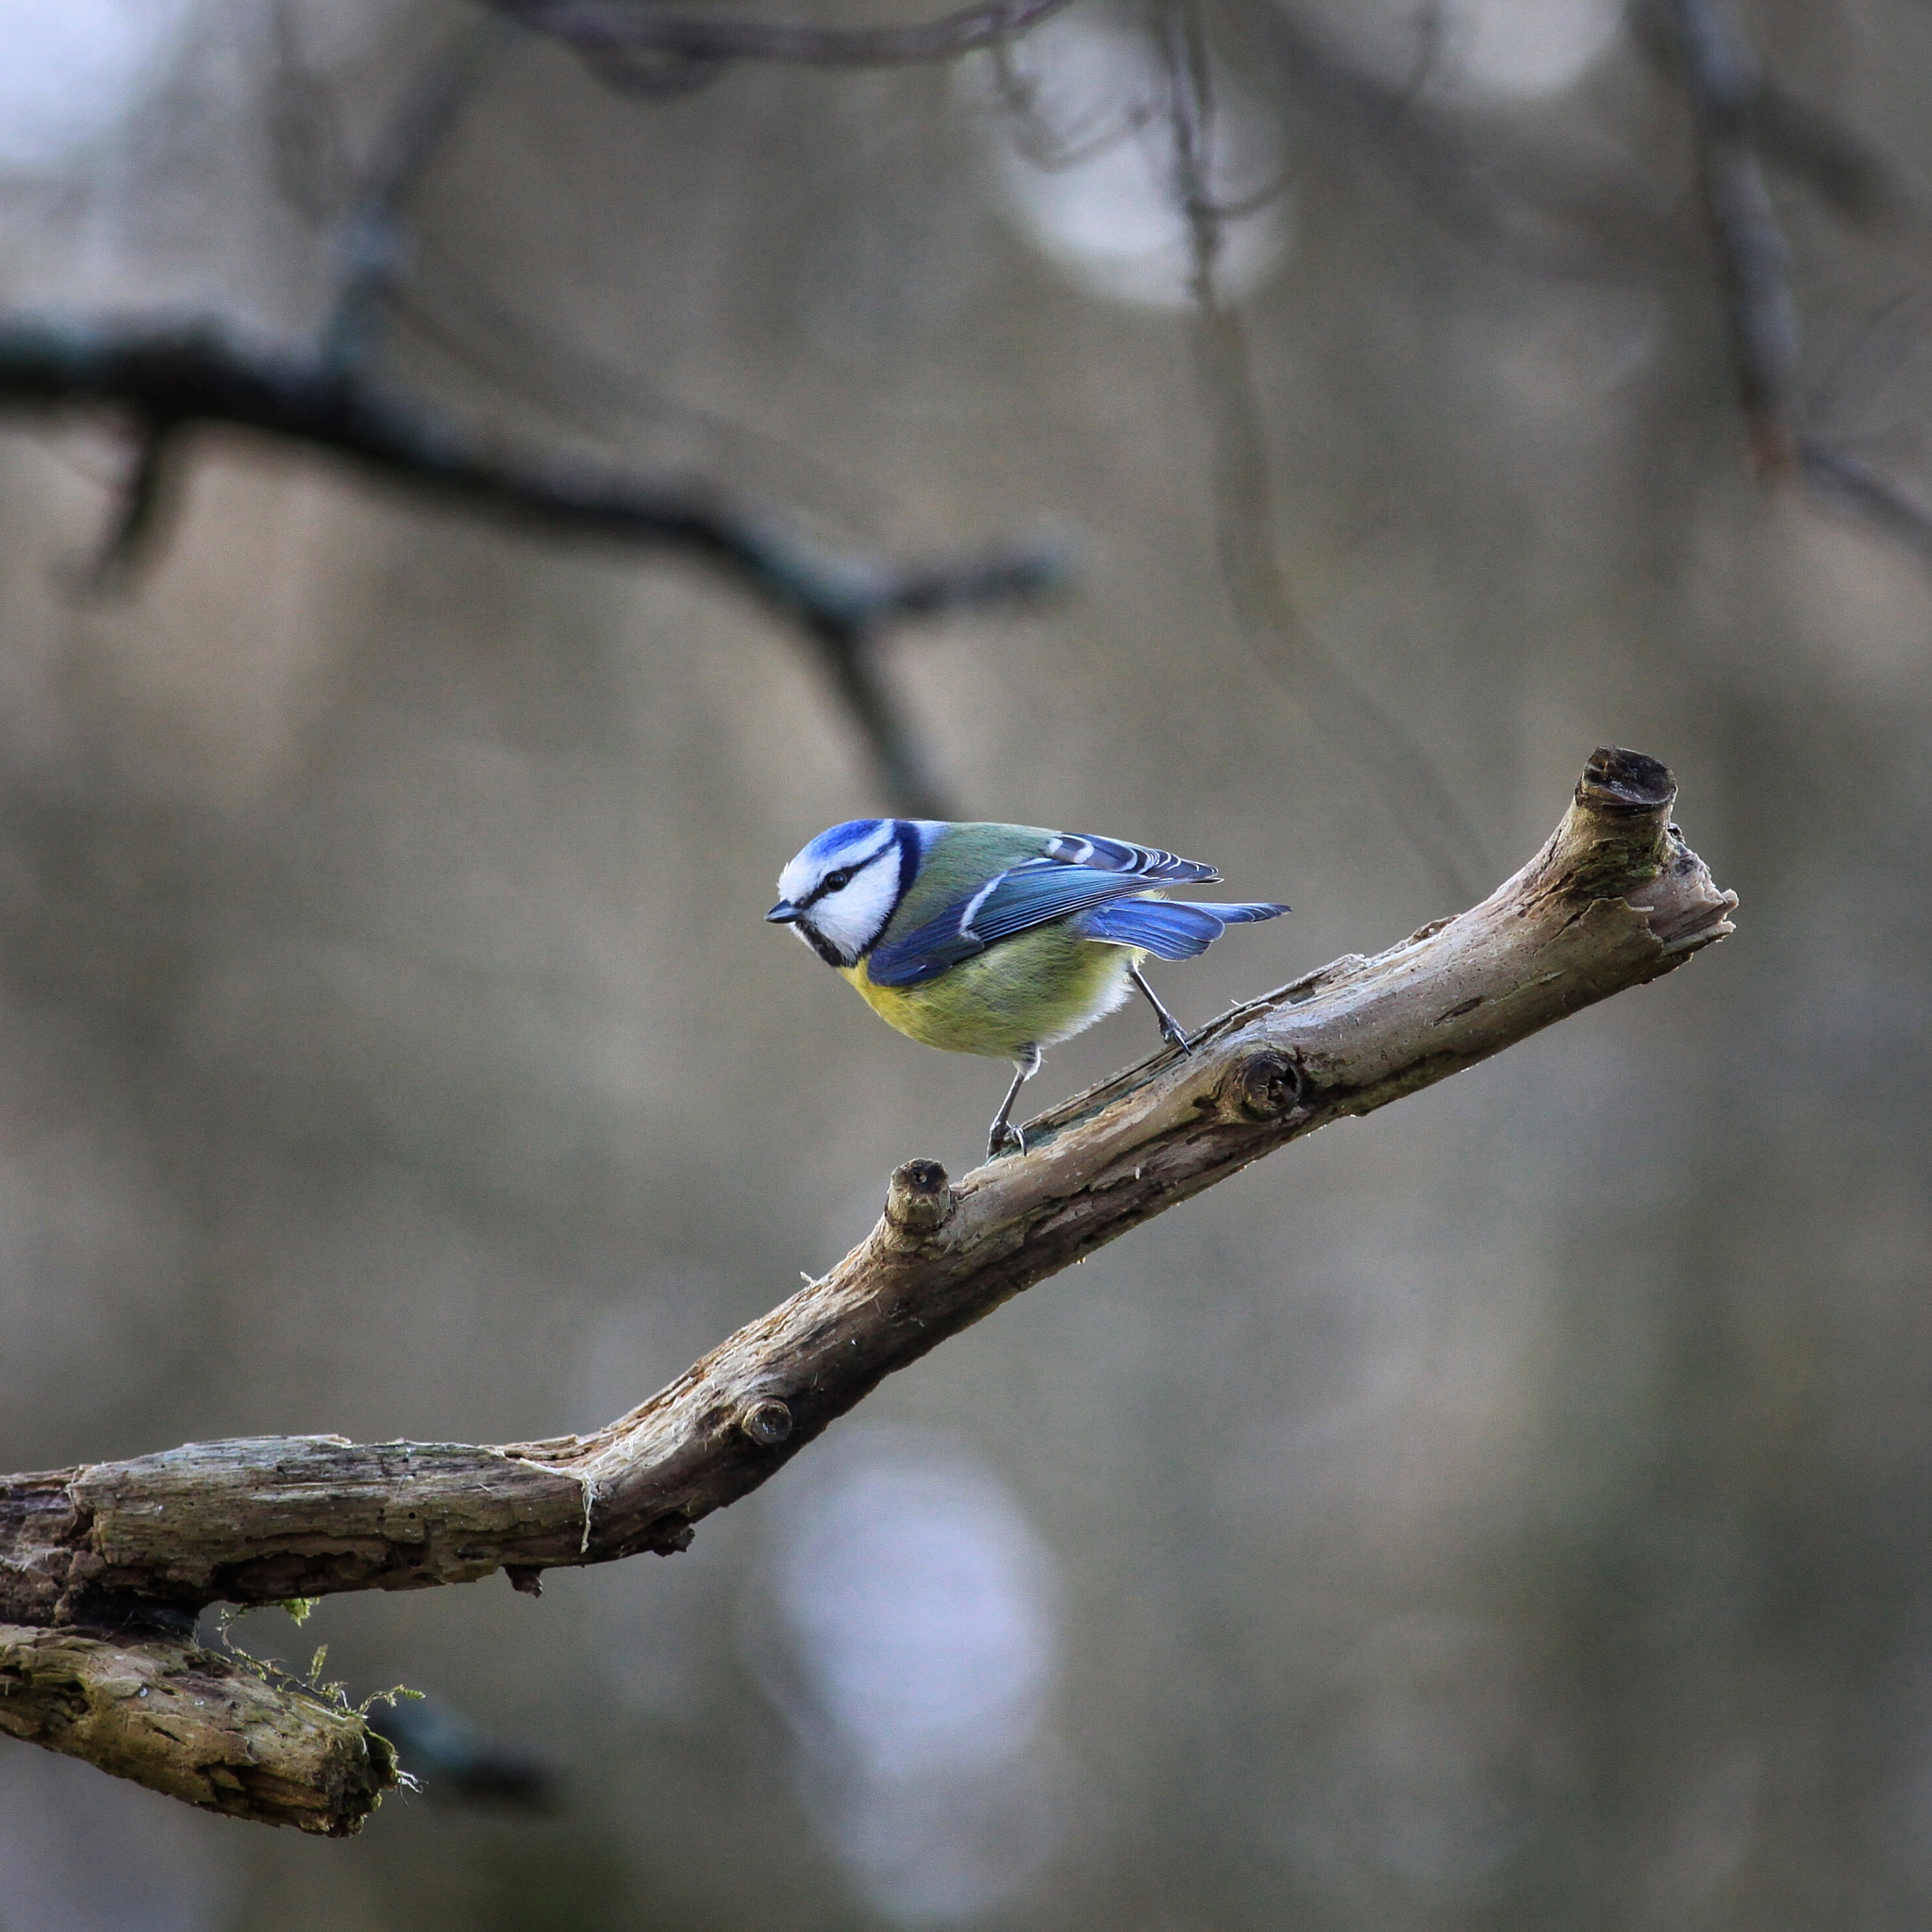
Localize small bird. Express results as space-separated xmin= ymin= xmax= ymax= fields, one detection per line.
xmin=767 ymin=819 xmax=1288 ymax=1158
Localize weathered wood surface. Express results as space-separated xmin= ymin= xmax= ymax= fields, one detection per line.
xmin=0 ymin=748 xmax=1735 ymax=1830
xmin=0 ymin=1623 xmax=397 ymax=1834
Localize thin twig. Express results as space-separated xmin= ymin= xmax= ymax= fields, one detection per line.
xmin=391 ymin=235 xmax=893 ymax=525
xmin=1628 ymin=3 xmax=1931 ymax=235
xmin=1241 ymin=2 xmax=1671 ymax=287
xmin=0 ymin=748 xmax=1736 ymax=1830
xmin=1746 ymin=78 xmax=1928 ymax=232
xmin=983 ymin=32 xmax=1163 ymax=173
xmin=322 ymin=15 xmax=521 ymax=374
xmin=1800 ymin=440 xmax=1932 ymax=566
xmin=1666 ymin=0 xmax=1801 ymax=479
xmin=0 ymin=316 xmax=1066 ymax=815
xmin=265 ymin=0 xmax=354 ymax=220
xmin=1657 ymin=1 xmax=1932 ymax=569
xmin=483 ymin=0 xmax=1080 ymax=86
xmin=84 ymin=425 xmax=185 ymax=589
xmin=1158 ymin=0 xmax=1490 ymax=906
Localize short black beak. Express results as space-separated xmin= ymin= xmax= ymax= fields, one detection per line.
xmin=766 ymin=900 xmax=802 ymax=924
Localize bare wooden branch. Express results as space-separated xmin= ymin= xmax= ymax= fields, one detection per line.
xmin=0 ymin=1624 xmax=397 ymax=1836
xmin=0 ymin=747 xmax=1735 ymax=1830
xmin=0 ymin=317 xmax=1065 ymax=815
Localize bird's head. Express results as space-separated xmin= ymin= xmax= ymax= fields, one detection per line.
xmin=768 ymin=819 xmax=913 ymax=967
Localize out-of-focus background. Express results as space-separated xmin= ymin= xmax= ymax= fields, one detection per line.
xmin=1 ymin=0 xmax=1929 ymax=1924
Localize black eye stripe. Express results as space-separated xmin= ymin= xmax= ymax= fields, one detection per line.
xmin=801 ymin=849 xmax=883 ymax=908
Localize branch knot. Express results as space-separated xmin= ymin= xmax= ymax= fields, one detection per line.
xmin=739 ymin=1400 xmax=793 ymax=1447
xmin=884 ymin=1159 xmax=953 ymax=1236
xmin=1223 ymin=1049 xmax=1305 ymax=1123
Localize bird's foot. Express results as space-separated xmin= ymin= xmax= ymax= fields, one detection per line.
xmin=988 ymin=1122 xmax=1027 ymax=1160
xmin=1160 ymin=1019 xmax=1195 ymax=1056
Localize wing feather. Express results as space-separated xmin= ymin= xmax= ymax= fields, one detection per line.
xmin=1041 ymin=833 xmax=1218 ymax=885
xmin=1078 ymin=898 xmax=1288 ymax=959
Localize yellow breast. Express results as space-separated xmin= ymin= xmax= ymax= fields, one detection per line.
xmin=841 ymin=925 xmax=1140 ymax=1059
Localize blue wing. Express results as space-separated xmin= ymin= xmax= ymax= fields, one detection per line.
xmin=868 ymin=862 xmax=1156 ymax=988
xmin=1040 ymin=833 xmax=1219 ymax=886
xmin=1078 ymin=898 xmax=1289 ymax=960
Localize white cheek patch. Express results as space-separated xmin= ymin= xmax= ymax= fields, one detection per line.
xmin=809 ymin=857 xmax=900 ymax=961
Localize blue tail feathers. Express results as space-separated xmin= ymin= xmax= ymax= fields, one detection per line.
xmin=1077 ymin=897 xmax=1289 ymax=960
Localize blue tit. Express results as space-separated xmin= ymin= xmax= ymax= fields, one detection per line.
xmin=767 ymin=819 xmax=1288 ymax=1158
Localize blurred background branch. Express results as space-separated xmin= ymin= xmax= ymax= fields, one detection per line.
xmin=1665 ymin=0 xmax=1801 ymax=478
xmin=0 ymin=316 xmax=1066 ymax=815
xmin=1656 ymin=0 xmax=1932 ymax=555
xmin=483 ymin=0 xmax=1081 ymax=88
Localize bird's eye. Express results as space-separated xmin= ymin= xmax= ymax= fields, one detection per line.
xmin=825 ymin=868 xmax=856 ymax=891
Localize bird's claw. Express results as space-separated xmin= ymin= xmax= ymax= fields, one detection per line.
xmin=988 ymin=1123 xmax=1026 ymax=1160
xmin=1162 ymin=1022 xmax=1194 ymax=1056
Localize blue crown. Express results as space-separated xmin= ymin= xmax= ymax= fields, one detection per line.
xmin=802 ymin=819 xmax=891 ymax=865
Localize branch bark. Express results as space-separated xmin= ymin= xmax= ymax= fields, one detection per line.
xmin=0 ymin=1624 xmax=396 ymax=1836
xmin=0 ymin=747 xmax=1735 ymax=1832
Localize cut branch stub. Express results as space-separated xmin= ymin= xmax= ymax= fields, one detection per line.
xmin=0 ymin=748 xmax=1736 ymax=1833
xmin=884 ymin=1158 xmax=955 ymax=1236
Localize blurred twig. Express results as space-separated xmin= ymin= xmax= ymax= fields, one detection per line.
xmin=1799 ymin=441 xmax=1932 ymax=565
xmin=1665 ymin=0 xmax=1801 ymax=479
xmin=266 ymin=0 xmax=355 ymax=219
xmin=482 ymin=0 xmax=1079 ymax=88
xmin=391 ymin=233 xmax=897 ymax=528
xmin=0 ymin=749 xmax=1735 ymax=1832
xmin=1628 ymin=0 xmax=1932 ymax=235
xmin=1658 ymin=0 xmax=1932 ymax=567
xmin=1243 ymin=2 xmax=1674 ymax=287
xmin=0 ymin=317 xmax=1065 ymax=814
xmin=321 ymin=14 xmax=520 ymax=374
xmin=1158 ymin=0 xmax=1490 ymax=906
xmin=1745 ymin=78 xmax=1931 ymax=233
xmin=0 ymin=10 xmax=1061 ymax=817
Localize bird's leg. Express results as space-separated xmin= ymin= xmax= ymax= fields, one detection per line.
xmin=987 ymin=1043 xmax=1041 ymax=1159
xmin=1129 ymin=962 xmax=1192 ymax=1054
